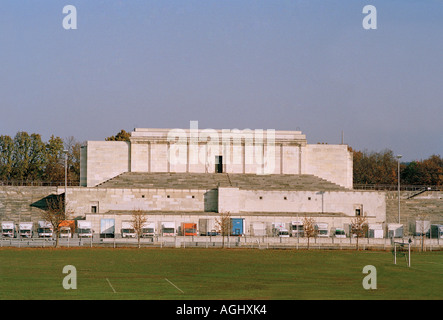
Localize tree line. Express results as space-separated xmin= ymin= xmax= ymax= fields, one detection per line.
xmin=352 ymin=148 xmax=442 ymax=186
xmin=0 ymin=132 xmax=82 ymax=184
xmin=1 ymin=130 xmax=441 ymax=186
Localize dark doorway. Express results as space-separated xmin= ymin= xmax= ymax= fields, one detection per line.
xmin=215 ymin=156 xmax=223 ymax=173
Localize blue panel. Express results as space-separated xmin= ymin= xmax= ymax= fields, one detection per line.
xmin=230 ymin=218 xmax=244 ymax=236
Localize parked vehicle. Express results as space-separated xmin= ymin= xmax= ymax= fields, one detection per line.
xmin=277 ymin=228 xmax=290 ymax=237
xmin=387 ymin=223 xmax=403 ymax=238
xmin=141 ymin=222 xmax=155 ymax=238
xmin=199 ymin=218 xmax=218 ymax=236
xmin=331 ymin=227 xmax=346 ymax=238
xmin=100 ymin=218 xmax=115 ymax=238
xmin=368 ymin=224 xmax=384 ymax=239
xmin=272 ymin=222 xmax=289 ymax=237
xmin=315 ymin=223 xmax=329 ymax=237
xmin=77 ymin=220 xmax=93 ymax=238
xmin=430 ymin=224 xmax=443 ymax=239
xmin=121 ymin=221 xmax=136 ymax=238
xmin=250 ymin=222 xmax=267 ymax=237
xmin=1 ymin=221 xmax=15 ymax=238
xmin=415 ymin=220 xmax=431 ymax=237
xmin=180 ymin=222 xmax=197 ymax=236
xmin=291 ymin=221 xmax=304 ymax=237
xmin=161 ymin=222 xmax=176 ymax=236
xmin=59 ymin=220 xmax=75 ymax=238
xmin=18 ymin=222 xmax=33 ymax=238
xmin=38 ymin=221 xmax=53 ymax=238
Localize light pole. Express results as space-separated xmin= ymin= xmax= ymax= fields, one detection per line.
xmin=63 ymin=149 xmax=68 ymax=215
xmin=396 ymin=155 xmax=402 ymax=224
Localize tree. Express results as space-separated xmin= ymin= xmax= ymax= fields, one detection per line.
xmin=215 ymin=211 xmax=231 ymax=248
xmin=105 ymin=129 xmax=131 ymax=142
xmin=0 ymin=135 xmax=14 ymax=180
xmin=416 ymin=214 xmax=429 ymax=252
xmin=421 ymin=155 xmax=443 ymax=186
xmin=352 ymin=148 xmax=398 ymax=185
xmin=350 ymin=216 xmax=368 ymax=251
xmin=401 ymin=161 xmax=422 ymax=185
xmin=27 ymin=133 xmax=46 ymax=180
xmin=302 ymin=217 xmax=316 ymax=250
xmin=44 ymin=135 xmax=65 ymax=182
xmin=11 ymin=131 xmax=32 ymax=180
xmin=64 ymin=136 xmax=83 ymax=184
xmin=130 ymin=209 xmax=148 ymax=248
xmin=41 ymin=195 xmax=71 ymax=248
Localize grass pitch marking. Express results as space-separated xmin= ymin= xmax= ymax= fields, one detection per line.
xmin=165 ymin=278 xmax=184 ymax=294
xmin=106 ymin=278 xmax=117 ymax=293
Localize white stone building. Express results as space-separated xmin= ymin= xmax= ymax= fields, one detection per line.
xmin=69 ymin=127 xmax=386 ymax=238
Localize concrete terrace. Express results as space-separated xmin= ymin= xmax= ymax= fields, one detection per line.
xmin=97 ymin=172 xmax=350 ymax=191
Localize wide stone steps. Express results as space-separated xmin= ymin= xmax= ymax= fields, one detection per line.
xmin=97 ymin=172 xmax=348 ymax=191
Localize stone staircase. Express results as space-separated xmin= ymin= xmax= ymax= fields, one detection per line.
xmin=386 ymin=197 xmax=443 ymax=226
xmin=97 ymin=172 xmax=348 ymax=191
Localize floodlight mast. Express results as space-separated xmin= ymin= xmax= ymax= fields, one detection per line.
xmin=63 ymin=149 xmax=68 ymax=215
xmin=396 ymin=155 xmax=402 ymax=224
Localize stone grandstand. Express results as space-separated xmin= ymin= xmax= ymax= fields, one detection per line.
xmin=97 ymin=172 xmax=349 ymax=191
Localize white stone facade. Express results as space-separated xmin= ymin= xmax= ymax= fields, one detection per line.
xmin=80 ymin=128 xmax=353 ymax=188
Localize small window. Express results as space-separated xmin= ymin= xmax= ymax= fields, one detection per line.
xmin=91 ymin=206 xmax=97 ymax=213
xmin=283 ymin=196 xmax=287 ymax=200
xmin=308 ymin=197 xmax=311 ymax=200
xmin=259 ymin=196 xmax=263 ymax=200
xmin=141 ymin=195 xmax=145 ymax=198
xmin=192 ymin=195 xmax=195 ymax=199
xmin=355 ymin=209 xmax=361 ymax=216
xmin=167 ymin=195 xmax=170 ymax=198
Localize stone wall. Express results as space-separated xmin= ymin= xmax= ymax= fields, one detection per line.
xmin=218 ymin=187 xmax=385 ymax=222
xmin=386 ymin=191 xmax=443 ymax=228
xmin=0 ymin=186 xmax=58 ymax=223
xmin=303 ymin=144 xmax=353 ymax=189
xmin=81 ymin=141 xmax=130 ymax=187
xmin=65 ymin=187 xmax=216 ymax=217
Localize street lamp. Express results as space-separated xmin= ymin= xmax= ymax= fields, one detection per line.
xmin=63 ymin=149 xmax=68 ymax=215
xmin=396 ymin=155 xmax=402 ymax=224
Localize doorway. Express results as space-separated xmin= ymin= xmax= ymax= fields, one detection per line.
xmin=215 ymin=155 xmax=223 ymax=173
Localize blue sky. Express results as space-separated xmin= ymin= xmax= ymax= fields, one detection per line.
xmin=0 ymin=0 xmax=442 ymax=161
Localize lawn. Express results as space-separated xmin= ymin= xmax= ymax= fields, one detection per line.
xmin=0 ymin=248 xmax=441 ymax=300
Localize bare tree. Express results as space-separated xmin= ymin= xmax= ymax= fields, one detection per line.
xmin=64 ymin=136 xmax=83 ymax=183
xmin=215 ymin=211 xmax=231 ymax=248
xmin=416 ymin=214 xmax=429 ymax=252
xmin=130 ymin=209 xmax=148 ymax=248
xmin=41 ymin=195 xmax=71 ymax=248
xmin=351 ymin=216 xmax=368 ymax=250
xmin=302 ymin=217 xmax=316 ymax=250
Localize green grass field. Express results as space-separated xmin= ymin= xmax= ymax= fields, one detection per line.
xmin=0 ymin=248 xmax=441 ymax=300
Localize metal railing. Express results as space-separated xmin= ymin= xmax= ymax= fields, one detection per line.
xmin=0 ymin=180 xmax=80 ymax=187
xmin=353 ymin=184 xmax=442 ymax=191
xmin=1 ymin=235 xmax=442 ymax=251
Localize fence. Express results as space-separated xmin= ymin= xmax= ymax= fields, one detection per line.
xmin=1 ymin=235 xmax=442 ymax=251
xmin=0 ymin=180 xmax=80 ymax=187
xmin=353 ymin=184 xmax=442 ymax=191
